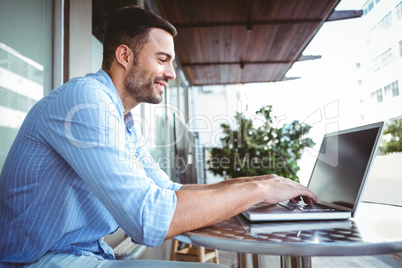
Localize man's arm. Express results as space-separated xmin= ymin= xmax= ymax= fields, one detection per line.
xmin=178 ymin=174 xmax=280 ymax=190
xmin=165 ymin=175 xmax=316 ymax=239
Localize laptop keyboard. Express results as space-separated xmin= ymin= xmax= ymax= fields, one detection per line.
xmin=278 ymin=200 xmax=336 ymax=212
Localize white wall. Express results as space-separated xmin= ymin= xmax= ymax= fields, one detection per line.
xmin=69 ymin=0 xmax=92 ymax=78
xmin=92 ymin=35 xmax=103 ymax=73
xmin=362 ymin=153 xmax=402 ymax=206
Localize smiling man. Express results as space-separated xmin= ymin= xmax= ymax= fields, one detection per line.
xmin=108 ymin=29 xmax=174 ymax=109
xmin=0 ymin=5 xmax=316 ymax=267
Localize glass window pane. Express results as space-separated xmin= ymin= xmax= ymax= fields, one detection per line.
xmin=0 ymin=0 xmax=52 ymax=170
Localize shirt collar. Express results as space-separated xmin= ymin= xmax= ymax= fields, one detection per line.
xmin=124 ymin=111 xmax=135 ymax=130
xmin=95 ymin=69 xmax=135 ymax=130
xmin=95 ymin=69 xmax=125 ymax=116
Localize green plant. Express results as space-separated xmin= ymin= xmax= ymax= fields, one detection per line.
xmin=208 ymin=105 xmax=315 ymax=182
xmin=381 ymin=118 xmax=402 ymax=154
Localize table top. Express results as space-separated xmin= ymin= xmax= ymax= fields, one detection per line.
xmin=175 ymin=202 xmax=402 ymax=256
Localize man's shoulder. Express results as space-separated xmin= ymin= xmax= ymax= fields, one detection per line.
xmin=64 ymin=71 xmax=111 ymax=92
xmin=57 ymin=70 xmax=119 ymax=104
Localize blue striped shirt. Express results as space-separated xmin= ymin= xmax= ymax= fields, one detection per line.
xmin=0 ymin=69 xmax=182 ymax=266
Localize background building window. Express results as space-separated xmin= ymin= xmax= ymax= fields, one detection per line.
xmin=391 ymin=81 xmax=399 ymax=97
xmin=370 ymin=47 xmax=394 ymax=72
xmin=399 ymin=40 xmax=402 ymax=57
xmin=381 ymin=48 xmax=393 ymax=68
xmin=371 ymin=88 xmax=383 ymax=103
xmin=379 ymin=12 xmax=392 ymax=30
xmin=384 ymin=81 xmax=399 ymax=98
xmin=396 ymin=1 xmax=402 ymax=21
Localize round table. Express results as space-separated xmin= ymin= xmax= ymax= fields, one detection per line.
xmin=175 ymin=202 xmax=402 ymax=268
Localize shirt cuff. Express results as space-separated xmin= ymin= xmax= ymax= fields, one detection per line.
xmin=168 ymin=182 xmax=183 ymax=191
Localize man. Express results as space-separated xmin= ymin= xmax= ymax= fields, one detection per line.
xmin=0 ymin=5 xmax=316 ymax=267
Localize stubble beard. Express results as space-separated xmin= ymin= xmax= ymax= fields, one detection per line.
xmin=125 ymin=64 xmax=163 ymax=104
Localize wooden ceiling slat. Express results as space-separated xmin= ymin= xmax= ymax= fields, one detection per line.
xmin=278 ymin=1 xmax=299 ymax=20
xmin=292 ymin=0 xmax=314 ymax=19
xmin=247 ymin=25 xmax=280 ymax=61
xmin=156 ymin=0 xmax=340 ymax=86
xmin=251 ymin=0 xmax=279 ymax=20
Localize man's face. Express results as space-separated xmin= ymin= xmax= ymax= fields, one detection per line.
xmin=125 ymin=28 xmax=176 ymax=104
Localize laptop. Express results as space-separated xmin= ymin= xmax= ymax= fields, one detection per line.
xmin=242 ymin=121 xmax=384 ymax=221
xmin=235 ymin=214 xmax=354 ymax=234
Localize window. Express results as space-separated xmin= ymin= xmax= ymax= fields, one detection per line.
xmin=368 ymin=0 xmax=374 ymax=12
xmin=396 ymin=1 xmax=402 ymax=21
xmin=363 ymin=0 xmax=374 ymax=15
xmin=363 ymin=0 xmax=383 ymax=15
xmin=399 ymin=40 xmax=402 ymax=57
xmin=390 ymin=81 xmax=399 ymax=97
xmin=356 ymin=63 xmax=361 ymax=69
xmin=384 ymin=84 xmax=392 ymax=98
xmin=0 ymin=0 xmax=53 ymax=170
xmin=371 ymin=89 xmax=383 ymax=103
xmin=384 ymin=81 xmax=399 ymax=99
xmin=369 ymin=12 xmax=393 ymax=37
xmin=377 ymin=89 xmax=383 ymax=102
xmin=391 ymin=81 xmax=399 ymax=97
xmin=370 ymin=57 xmax=381 ymax=72
xmin=381 ymin=48 xmax=393 ymax=68
xmin=379 ymin=12 xmax=392 ymax=30
xmin=370 ymin=47 xmax=394 ymax=72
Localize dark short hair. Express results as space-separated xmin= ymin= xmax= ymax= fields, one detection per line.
xmin=102 ymin=5 xmax=177 ymax=70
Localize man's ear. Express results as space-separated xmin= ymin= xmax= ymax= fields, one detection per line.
xmin=115 ymin=45 xmax=133 ymax=70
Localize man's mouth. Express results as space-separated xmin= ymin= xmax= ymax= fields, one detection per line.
xmin=154 ymin=80 xmax=167 ymax=92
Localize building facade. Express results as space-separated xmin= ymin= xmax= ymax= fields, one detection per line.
xmin=359 ymin=0 xmax=402 ymax=122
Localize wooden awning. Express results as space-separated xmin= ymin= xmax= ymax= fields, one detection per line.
xmin=154 ymin=0 xmax=341 ymax=86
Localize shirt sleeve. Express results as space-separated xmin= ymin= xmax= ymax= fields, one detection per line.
xmin=39 ymin=79 xmax=177 ymax=247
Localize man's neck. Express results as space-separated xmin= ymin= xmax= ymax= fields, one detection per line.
xmin=120 ymin=91 xmax=140 ymax=115
xmin=103 ymin=68 xmax=140 ymax=115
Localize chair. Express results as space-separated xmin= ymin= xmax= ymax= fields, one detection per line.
xmin=170 ymin=239 xmax=219 ymax=263
xmin=104 ymin=228 xmax=147 ymax=260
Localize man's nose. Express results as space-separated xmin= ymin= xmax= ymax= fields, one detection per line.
xmin=165 ymin=62 xmax=176 ymax=80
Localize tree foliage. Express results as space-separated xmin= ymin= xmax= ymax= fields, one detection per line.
xmin=381 ymin=119 xmax=402 ymax=154
xmin=208 ymin=105 xmax=315 ymax=182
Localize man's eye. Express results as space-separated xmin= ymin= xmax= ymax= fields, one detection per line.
xmin=159 ymin=58 xmax=167 ymax=63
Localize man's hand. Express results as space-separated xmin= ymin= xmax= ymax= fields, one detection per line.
xmin=257 ymin=176 xmax=317 ymax=205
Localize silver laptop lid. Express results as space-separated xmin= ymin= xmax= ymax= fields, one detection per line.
xmin=307 ymin=122 xmax=384 ymax=217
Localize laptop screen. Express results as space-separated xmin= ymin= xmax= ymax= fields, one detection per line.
xmin=307 ymin=123 xmax=383 ymax=211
